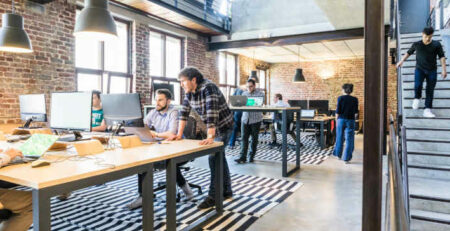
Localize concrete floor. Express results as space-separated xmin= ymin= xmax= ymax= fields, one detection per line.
xmin=191 ymin=134 xmax=364 ymax=231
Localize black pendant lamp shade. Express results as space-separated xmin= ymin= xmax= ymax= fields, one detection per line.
xmin=74 ymin=0 xmax=117 ymax=41
xmin=249 ymin=70 xmax=259 ymax=82
xmin=293 ymin=68 xmax=305 ymax=82
xmin=0 ymin=13 xmax=32 ymax=53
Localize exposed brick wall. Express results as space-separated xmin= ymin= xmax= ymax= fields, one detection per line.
xmin=238 ymin=54 xmax=270 ymax=86
xmin=0 ymin=0 xmax=76 ymax=124
xmin=185 ymin=36 xmax=220 ymax=84
xmin=266 ymin=58 xmax=398 ymax=124
xmin=133 ymin=22 xmax=151 ymax=105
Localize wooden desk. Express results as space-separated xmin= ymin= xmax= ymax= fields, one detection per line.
xmin=0 ymin=139 xmax=225 ymax=231
xmin=229 ymin=106 xmax=302 ymax=177
xmin=300 ymin=116 xmax=335 ymax=149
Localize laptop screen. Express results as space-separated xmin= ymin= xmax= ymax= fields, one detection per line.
xmin=301 ymin=109 xmax=316 ymax=118
xmin=247 ymin=97 xmax=264 ymax=106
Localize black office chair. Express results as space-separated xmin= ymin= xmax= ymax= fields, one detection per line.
xmin=153 ymin=116 xmax=202 ymax=201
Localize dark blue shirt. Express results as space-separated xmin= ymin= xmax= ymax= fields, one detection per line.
xmin=336 ymin=95 xmax=359 ymax=120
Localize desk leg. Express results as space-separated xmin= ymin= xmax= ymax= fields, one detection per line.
xmin=320 ymin=121 xmax=325 ymax=149
xmin=32 ymin=189 xmax=51 ymax=231
xmin=296 ymin=111 xmax=301 ymax=168
xmin=142 ymin=164 xmax=154 ymax=231
xmin=166 ymin=160 xmax=177 ymax=231
xmin=282 ymin=110 xmax=288 ymax=177
xmin=214 ymin=150 xmax=224 ymax=214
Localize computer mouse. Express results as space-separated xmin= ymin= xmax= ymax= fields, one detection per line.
xmin=31 ymin=160 xmax=51 ymax=168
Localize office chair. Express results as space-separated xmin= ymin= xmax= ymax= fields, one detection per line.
xmin=153 ymin=116 xmax=202 ymax=201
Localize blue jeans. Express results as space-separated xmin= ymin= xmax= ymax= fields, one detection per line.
xmin=415 ymin=68 xmax=437 ymax=109
xmin=228 ymin=120 xmax=241 ymax=147
xmin=208 ymin=128 xmax=232 ymax=197
xmin=333 ymin=119 xmax=355 ymax=161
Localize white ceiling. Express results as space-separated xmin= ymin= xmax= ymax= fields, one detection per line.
xmin=225 ymin=38 xmax=364 ymax=63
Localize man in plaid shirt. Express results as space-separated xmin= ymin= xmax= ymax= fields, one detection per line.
xmin=168 ymin=67 xmax=233 ymax=209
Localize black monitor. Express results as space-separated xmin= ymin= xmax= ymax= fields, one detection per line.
xmin=19 ymin=94 xmax=47 ymax=128
xmin=309 ymin=100 xmax=329 ymax=114
xmin=288 ymin=100 xmax=308 ymax=109
xmin=102 ymin=93 xmax=144 ymax=128
xmin=50 ymin=92 xmax=93 ymax=141
xmin=152 ymin=82 xmax=174 ymax=100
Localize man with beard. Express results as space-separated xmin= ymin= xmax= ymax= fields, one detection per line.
xmin=127 ymin=89 xmax=194 ymax=209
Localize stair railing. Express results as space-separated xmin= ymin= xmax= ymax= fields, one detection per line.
xmin=400 ymin=125 xmax=410 ymax=221
xmin=384 ymin=115 xmax=410 ymax=231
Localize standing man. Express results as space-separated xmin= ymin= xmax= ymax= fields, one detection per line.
xmin=127 ymin=89 xmax=194 ymax=209
xmin=168 ymin=67 xmax=233 ymax=209
xmin=397 ymin=26 xmax=447 ymax=118
xmin=235 ymin=79 xmax=264 ymax=164
xmin=229 ymin=85 xmax=245 ymax=148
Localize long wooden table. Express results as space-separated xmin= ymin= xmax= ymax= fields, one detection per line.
xmin=230 ymin=106 xmax=302 ymax=177
xmin=299 ymin=116 xmax=335 ymax=149
xmin=0 ymin=139 xmax=224 ymax=231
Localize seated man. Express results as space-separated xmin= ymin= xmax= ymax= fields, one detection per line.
xmin=91 ymin=90 xmax=106 ymax=132
xmin=127 ymin=89 xmax=194 ymax=209
xmin=269 ymin=93 xmax=297 ymax=146
xmin=0 ymin=148 xmax=32 ymax=231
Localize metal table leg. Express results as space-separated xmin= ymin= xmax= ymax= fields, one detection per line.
xmin=166 ymin=160 xmax=177 ymax=231
xmin=296 ymin=111 xmax=301 ymax=168
xmin=214 ymin=149 xmax=224 ymax=214
xmin=142 ymin=164 xmax=154 ymax=231
xmin=282 ymin=110 xmax=288 ymax=177
xmin=32 ymin=189 xmax=51 ymax=231
xmin=320 ymin=121 xmax=325 ymax=149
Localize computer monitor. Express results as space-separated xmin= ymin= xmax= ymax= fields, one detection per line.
xmin=288 ymin=100 xmax=308 ymax=109
xmin=102 ymin=93 xmax=144 ymax=128
xmin=309 ymin=100 xmax=329 ymax=114
xmin=19 ymin=94 xmax=47 ymax=128
xmin=50 ymin=92 xmax=93 ymax=141
xmin=246 ymin=96 xmax=264 ymax=106
xmin=152 ymin=82 xmax=174 ymax=100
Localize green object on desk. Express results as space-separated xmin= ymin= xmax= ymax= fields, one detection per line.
xmin=246 ymin=98 xmax=256 ymax=106
xmin=18 ymin=134 xmax=58 ymax=157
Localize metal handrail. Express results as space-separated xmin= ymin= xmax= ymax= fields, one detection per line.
xmin=427 ymin=8 xmax=436 ymax=28
xmin=394 ymin=0 xmax=402 ymax=127
xmin=400 ymin=125 xmax=410 ymax=220
xmin=385 ymin=116 xmax=410 ymax=231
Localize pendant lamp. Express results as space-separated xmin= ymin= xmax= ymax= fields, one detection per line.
xmin=74 ymin=0 xmax=117 ymax=41
xmin=0 ymin=0 xmax=32 ymax=53
xmin=293 ymin=46 xmax=305 ymax=82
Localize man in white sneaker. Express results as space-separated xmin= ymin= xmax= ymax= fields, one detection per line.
xmin=127 ymin=89 xmax=194 ymax=209
xmin=397 ymin=27 xmax=447 ymax=118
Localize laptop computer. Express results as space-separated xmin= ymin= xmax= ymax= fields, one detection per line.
xmin=18 ymin=134 xmax=58 ymax=158
xmin=301 ymin=109 xmax=316 ymax=118
xmin=124 ymin=125 xmax=162 ymax=143
xmin=246 ymin=96 xmax=264 ymax=106
xmin=229 ymin=95 xmax=248 ymax=107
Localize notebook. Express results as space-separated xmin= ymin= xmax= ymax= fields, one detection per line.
xmin=18 ymin=134 xmax=58 ymax=158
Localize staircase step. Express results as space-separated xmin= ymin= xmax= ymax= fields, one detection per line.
xmin=408 ymin=163 xmax=450 ymax=180
xmin=406 ymin=128 xmax=450 ymax=139
xmin=402 ymin=67 xmax=446 ymax=74
xmin=407 ymin=139 xmax=450 ymax=153
xmin=403 ymin=108 xmax=450 ymax=117
xmin=403 ymin=98 xmax=450 ymax=108
xmin=400 ymin=37 xmax=442 ymax=44
xmin=403 ymin=81 xmax=450 ymax=89
xmin=409 ymin=177 xmax=450 ymax=214
xmin=401 ymin=73 xmax=447 ymax=82
xmin=408 ymin=153 xmax=450 ymax=170
xmin=404 ymin=117 xmax=450 ymax=129
xmin=411 ymin=210 xmax=450 ymax=231
xmin=401 ymin=31 xmax=441 ymax=38
xmin=403 ymin=90 xmax=450 ymax=98
xmin=403 ymin=79 xmax=450 ymax=83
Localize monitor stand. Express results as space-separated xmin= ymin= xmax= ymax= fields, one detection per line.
xmin=19 ymin=119 xmax=42 ymax=129
xmin=57 ymin=131 xmax=89 ymax=142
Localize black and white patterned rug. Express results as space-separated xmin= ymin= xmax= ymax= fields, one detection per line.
xmin=26 ymin=167 xmax=302 ymax=231
xmin=227 ymin=133 xmax=333 ymax=165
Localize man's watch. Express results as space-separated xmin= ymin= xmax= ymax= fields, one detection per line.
xmin=207 ymin=134 xmax=214 ymax=139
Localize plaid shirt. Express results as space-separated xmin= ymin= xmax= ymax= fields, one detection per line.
xmin=241 ymin=90 xmax=264 ymax=124
xmin=180 ymin=80 xmax=233 ymax=134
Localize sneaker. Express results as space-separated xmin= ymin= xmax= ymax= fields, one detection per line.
xmin=181 ymin=183 xmax=194 ymax=201
xmin=197 ymin=196 xmax=215 ymax=209
xmin=234 ymin=158 xmax=246 ymax=164
xmin=224 ymin=192 xmax=233 ymax=199
xmin=423 ymin=108 xmax=436 ymax=118
xmin=344 ymin=161 xmax=350 ymax=164
xmin=127 ymin=196 xmax=142 ymax=210
xmin=412 ymin=99 xmax=420 ymax=110
xmin=57 ymin=192 xmax=71 ymax=201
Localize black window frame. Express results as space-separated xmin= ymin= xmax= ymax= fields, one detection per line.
xmin=218 ymin=52 xmax=238 ymax=101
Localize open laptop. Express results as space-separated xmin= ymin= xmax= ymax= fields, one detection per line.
xmin=124 ymin=125 xmax=162 ymax=143
xmin=301 ymin=109 xmax=316 ymax=118
xmin=18 ymin=134 xmax=58 ymax=158
xmin=229 ymin=95 xmax=248 ymax=107
xmin=246 ymin=96 xmax=264 ymax=106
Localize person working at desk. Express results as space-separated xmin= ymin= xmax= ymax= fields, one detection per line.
xmin=268 ymin=93 xmax=297 ymax=147
xmin=168 ymin=66 xmax=233 ymax=209
xmin=91 ymin=90 xmax=106 ymax=132
xmin=127 ymin=89 xmax=194 ymax=209
xmin=0 ymin=148 xmax=32 ymax=231
xmin=229 ymin=85 xmax=245 ymax=148
xmin=333 ymin=83 xmax=359 ymax=164
xmin=235 ymin=79 xmax=264 ymax=164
